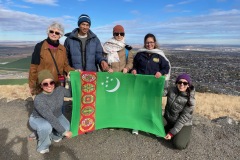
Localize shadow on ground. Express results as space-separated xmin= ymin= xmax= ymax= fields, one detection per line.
xmin=0 ymin=98 xmax=239 ymax=160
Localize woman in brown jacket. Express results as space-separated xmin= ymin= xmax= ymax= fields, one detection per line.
xmin=103 ymin=25 xmax=134 ymax=73
xmin=29 ymin=22 xmax=74 ymax=95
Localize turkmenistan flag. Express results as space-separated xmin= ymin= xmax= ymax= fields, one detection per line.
xmin=70 ymin=71 xmax=166 ymax=138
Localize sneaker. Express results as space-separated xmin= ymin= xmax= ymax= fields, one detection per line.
xmin=28 ymin=132 xmax=37 ymax=141
xmin=53 ymin=138 xmax=62 ymax=143
xmin=39 ymin=148 xmax=49 ymax=154
xmin=132 ymin=130 xmax=139 ymax=135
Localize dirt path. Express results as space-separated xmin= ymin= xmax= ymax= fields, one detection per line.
xmin=0 ymin=98 xmax=239 ymax=160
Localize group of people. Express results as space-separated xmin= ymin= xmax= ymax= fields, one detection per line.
xmin=28 ymin=13 xmax=195 ymax=154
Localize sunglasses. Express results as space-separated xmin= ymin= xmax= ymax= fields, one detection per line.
xmin=146 ymin=42 xmax=155 ymax=45
xmin=114 ymin=32 xmax=125 ymax=36
xmin=42 ymin=81 xmax=55 ymax=87
xmin=177 ymin=81 xmax=189 ymax=85
xmin=49 ymin=30 xmax=60 ymax=35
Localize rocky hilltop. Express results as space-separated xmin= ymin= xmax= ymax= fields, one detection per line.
xmin=164 ymin=49 xmax=240 ymax=96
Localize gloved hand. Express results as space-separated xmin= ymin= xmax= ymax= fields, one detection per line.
xmin=125 ymin=45 xmax=132 ymax=50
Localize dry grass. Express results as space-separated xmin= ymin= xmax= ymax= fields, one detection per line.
xmin=162 ymin=92 xmax=240 ymax=121
xmin=0 ymin=84 xmax=32 ymax=100
xmin=0 ymin=84 xmax=239 ymax=120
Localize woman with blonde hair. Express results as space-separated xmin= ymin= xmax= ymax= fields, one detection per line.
xmin=29 ymin=22 xmax=74 ymax=95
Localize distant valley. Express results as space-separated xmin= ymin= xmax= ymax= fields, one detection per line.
xmin=0 ymin=42 xmax=239 ymax=96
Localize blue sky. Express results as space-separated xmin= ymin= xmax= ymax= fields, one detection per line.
xmin=0 ymin=0 xmax=240 ymax=45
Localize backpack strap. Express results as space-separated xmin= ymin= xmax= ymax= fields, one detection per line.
xmin=125 ymin=48 xmax=129 ymax=60
xmin=48 ymin=48 xmax=60 ymax=75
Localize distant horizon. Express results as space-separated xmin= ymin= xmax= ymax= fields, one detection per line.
xmin=0 ymin=40 xmax=240 ymax=47
xmin=0 ymin=0 xmax=240 ymax=45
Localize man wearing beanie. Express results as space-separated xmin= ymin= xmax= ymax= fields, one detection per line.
xmin=64 ymin=14 xmax=109 ymax=72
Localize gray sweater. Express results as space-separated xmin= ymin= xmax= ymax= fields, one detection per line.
xmin=31 ymin=86 xmax=71 ymax=135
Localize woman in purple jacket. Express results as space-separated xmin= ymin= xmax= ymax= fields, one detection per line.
xmin=163 ymin=73 xmax=195 ymax=150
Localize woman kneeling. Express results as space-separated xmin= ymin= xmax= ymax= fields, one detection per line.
xmin=163 ymin=73 xmax=195 ymax=150
xmin=28 ymin=69 xmax=72 ymax=154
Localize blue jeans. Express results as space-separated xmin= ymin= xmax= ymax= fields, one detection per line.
xmin=29 ymin=114 xmax=70 ymax=152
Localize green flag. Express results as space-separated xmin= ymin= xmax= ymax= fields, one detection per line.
xmin=70 ymin=71 xmax=166 ymax=137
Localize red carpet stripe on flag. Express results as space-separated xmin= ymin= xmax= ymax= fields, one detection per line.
xmin=78 ymin=72 xmax=97 ymax=134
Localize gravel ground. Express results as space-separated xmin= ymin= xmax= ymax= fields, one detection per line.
xmin=0 ymin=50 xmax=239 ymax=159
xmin=0 ymin=98 xmax=239 ymax=160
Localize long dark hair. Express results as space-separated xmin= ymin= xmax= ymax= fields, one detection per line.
xmin=33 ymin=81 xmax=59 ymax=95
xmin=186 ymin=85 xmax=194 ymax=106
xmin=143 ymin=33 xmax=159 ymax=49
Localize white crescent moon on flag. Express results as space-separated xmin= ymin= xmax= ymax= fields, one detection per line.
xmin=106 ymin=78 xmax=120 ymax=92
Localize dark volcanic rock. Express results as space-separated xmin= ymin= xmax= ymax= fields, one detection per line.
xmin=164 ymin=50 xmax=240 ymax=96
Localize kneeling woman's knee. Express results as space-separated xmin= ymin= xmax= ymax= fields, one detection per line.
xmin=38 ymin=123 xmax=52 ymax=135
xmin=173 ymin=141 xmax=189 ymax=150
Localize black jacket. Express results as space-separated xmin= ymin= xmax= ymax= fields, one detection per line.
xmin=133 ymin=52 xmax=170 ymax=75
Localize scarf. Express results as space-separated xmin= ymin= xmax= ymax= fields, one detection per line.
xmin=103 ymin=37 xmax=125 ymax=64
xmin=137 ymin=48 xmax=172 ymax=80
xmin=46 ymin=37 xmax=60 ymax=47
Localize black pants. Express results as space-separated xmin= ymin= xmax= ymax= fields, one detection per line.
xmin=164 ymin=124 xmax=192 ymax=150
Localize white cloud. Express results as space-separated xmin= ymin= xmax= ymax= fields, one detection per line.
xmin=94 ymin=9 xmax=240 ymax=45
xmin=0 ymin=8 xmax=68 ymax=32
xmin=165 ymin=4 xmax=174 ymax=8
xmin=178 ymin=0 xmax=195 ymax=5
xmin=130 ymin=10 xmax=140 ymax=15
xmin=0 ymin=0 xmax=31 ymax=8
xmin=23 ymin=0 xmax=58 ymax=6
xmin=13 ymin=4 xmax=31 ymax=8
xmin=0 ymin=6 xmax=239 ymax=44
xmin=209 ymin=9 xmax=240 ymax=16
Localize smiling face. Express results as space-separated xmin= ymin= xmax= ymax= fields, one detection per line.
xmin=48 ymin=28 xmax=61 ymax=41
xmin=41 ymin=78 xmax=55 ymax=93
xmin=176 ymin=79 xmax=189 ymax=92
xmin=145 ymin=37 xmax=156 ymax=50
xmin=78 ymin=22 xmax=90 ymax=36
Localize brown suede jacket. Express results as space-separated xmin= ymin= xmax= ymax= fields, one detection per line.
xmin=29 ymin=40 xmax=74 ymax=89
